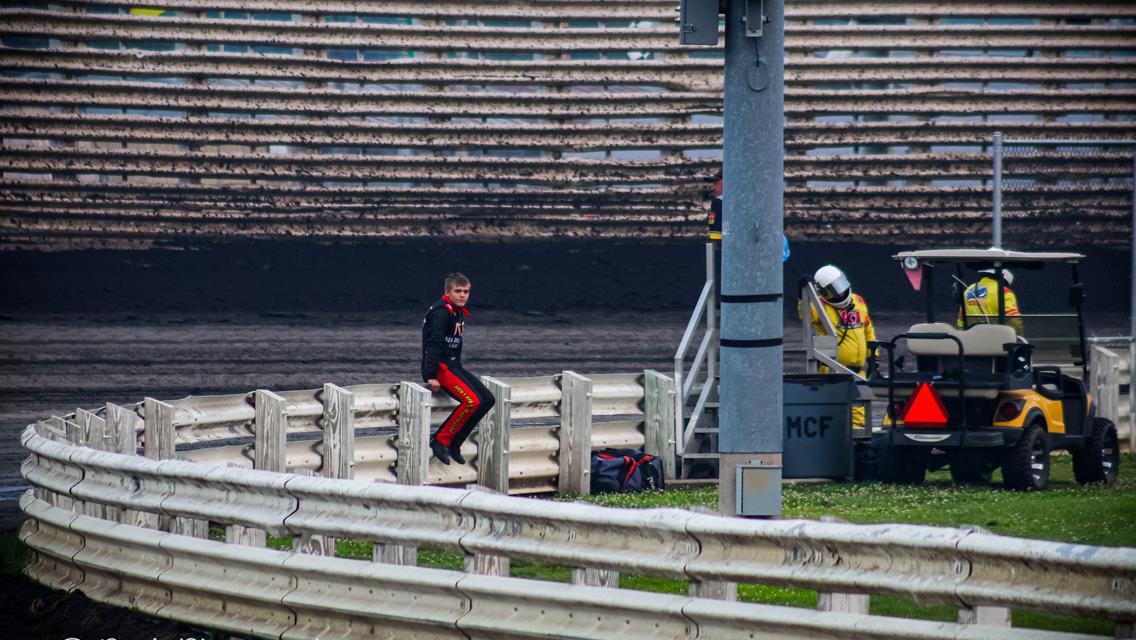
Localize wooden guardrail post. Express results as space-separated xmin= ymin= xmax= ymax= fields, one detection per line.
xmin=143 ymin=397 xmax=175 ymax=461
xmin=379 ymin=381 xmax=430 ymax=565
xmin=105 ymin=402 xmax=137 ymax=456
xmin=58 ymin=416 xmax=81 ymax=513
xmin=146 ymin=396 xmax=208 ymax=539
xmin=321 ymin=383 xmax=355 ymax=481
xmin=106 ymin=402 xmax=143 ymax=526
xmin=31 ymin=419 xmax=58 ymax=508
xmin=686 ymin=506 xmax=738 ymax=601
xmin=75 ymin=407 xmax=107 ymax=519
xmin=76 ymin=407 xmax=106 ymax=451
xmin=464 ymin=378 xmax=512 ymax=578
xmin=83 ymin=405 xmax=114 ymax=522
xmin=227 ymin=390 xmax=287 ymax=547
xmin=815 ymin=515 xmax=870 ymax=614
xmin=572 ymin=566 xmax=619 ymax=589
xmin=644 ymin=370 xmax=677 ymax=481
xmin=477 ymin=376 xmax=511 ymax=494
xmin=957 ymin=605 xmax=1012 ymax=628
xmin=463 ymin=485 xmax=510 ymax=578
xmin=396 ymin=381 xmax=430 ymax=486
xmin=817 ymin=591 xmax=870 ymax=615
xmin=141 ymin=398 xmax=174 ymax=531
xmin=254 ymin=389 xmax=287 ymax=473
xmin=290 ymin=469 xmax=333 ymax=555
xmin=956 ymin=525 xmax=1011 ymax=627
xmin=38 ymin=415 xmax=65 ymax=440
xmin=688 ymin=578 xmax=737 ymax=601
xmin=558 ymin=371 xmax=592 ymax=496
xmin=294 ymin=383 xmax=355 ymax=557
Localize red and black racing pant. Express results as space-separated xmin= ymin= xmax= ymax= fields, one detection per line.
xmin=431 ymin=362 xmax=495 ymax=449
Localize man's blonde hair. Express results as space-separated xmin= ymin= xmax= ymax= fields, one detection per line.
xmin=445 ymin=272 xmax=470 ymax=291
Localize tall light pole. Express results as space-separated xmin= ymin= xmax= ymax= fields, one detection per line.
xmin=717 ymin=0 xmax=785 ymax=517
xmin=680 ymin=0 xmax=786 ymax=516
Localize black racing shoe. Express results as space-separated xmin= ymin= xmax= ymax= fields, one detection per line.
xmin=450 ymin=445 xmax=466 ymax=465
xmin=430 ymin=440 xmax=451 ymax=465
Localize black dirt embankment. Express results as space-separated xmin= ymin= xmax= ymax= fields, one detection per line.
xmin=0 ymin=572 xmax=222 ymax=640
xmin=2 ymin=239 xmax=1129 ymax=316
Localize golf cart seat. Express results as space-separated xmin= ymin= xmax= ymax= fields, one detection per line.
xmin=907 ymin=323 xmax=1017 ymax=357
xmin=903 ymin=322 xmax=1031 ymax=397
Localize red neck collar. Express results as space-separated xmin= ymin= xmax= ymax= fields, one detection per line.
xmin=443 ymin=295 xmax=471 ymax=317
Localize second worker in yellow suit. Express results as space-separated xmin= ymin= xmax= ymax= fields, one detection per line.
xmin=956 ymin=268 xmax=1023 ymax=335
xmin=801 ymin=265 xmax=875 ymax=427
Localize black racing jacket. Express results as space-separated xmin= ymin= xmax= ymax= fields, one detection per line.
xmin=421 ymin=295 xmax=469 ymax=380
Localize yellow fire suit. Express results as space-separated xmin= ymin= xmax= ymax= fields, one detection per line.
xmin=956 ymin=276 xmax=1022 ymax=335
xmin=800 ymin=293 xmax=875 ymax=427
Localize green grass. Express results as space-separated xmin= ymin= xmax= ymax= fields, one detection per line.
xmin=583 ymin=453 xmax=1136 ymax=547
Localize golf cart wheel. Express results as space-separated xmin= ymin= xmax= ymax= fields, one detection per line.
xmin=853 ymin=432 xmax=889 ymax=481
xmin=881 ymin=447 xmax=926 ymax=485
xmin=1003 ymin=424 xmax=1050 ymax=491
xmin=1072 ymin=418 xmax=1120 ymax=485
xmin=949 ymin=459 xmax=993 ymax=485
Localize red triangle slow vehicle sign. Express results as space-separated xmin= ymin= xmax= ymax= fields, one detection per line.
xmin=902 ymin=382 xmax=950 ymax=428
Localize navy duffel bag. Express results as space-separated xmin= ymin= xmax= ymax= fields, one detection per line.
xmin=590 ymin=448 xmax=666 ymax=494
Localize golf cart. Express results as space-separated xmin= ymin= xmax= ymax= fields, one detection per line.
xmin=865 ymin=248 xmax=1120 ymax=490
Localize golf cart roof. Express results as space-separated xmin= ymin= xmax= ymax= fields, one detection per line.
xmin=894 ymin=248 xmax=1084 ymax=265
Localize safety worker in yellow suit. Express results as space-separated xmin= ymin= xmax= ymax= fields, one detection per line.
xmin=956 ymin=268 xmax=1023 ymax=336
xmin=800 ymin=265 xmax=876 ymax=428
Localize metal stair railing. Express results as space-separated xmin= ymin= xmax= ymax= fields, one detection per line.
xmin=674 ymin=243 xmax=718 ymax=456
xmin=801 ymin=282 xmax=864 ymax=379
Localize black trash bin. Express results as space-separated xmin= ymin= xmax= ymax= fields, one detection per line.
xmin=783 ymin=374 xmax=859 ymax=479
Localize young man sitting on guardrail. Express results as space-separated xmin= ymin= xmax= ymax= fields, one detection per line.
xmin=422 ymin=272 xmax=495 ymax=465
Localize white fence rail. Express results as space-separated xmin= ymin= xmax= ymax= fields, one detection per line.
xmin=1090 ymin=344 xmax=1134 ymax=451
xmin=18 ymin=369 xmax=1136 ymax=639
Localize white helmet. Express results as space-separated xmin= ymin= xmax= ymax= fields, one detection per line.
xmin=979 ymin=268 xmax=1014 ymax=286
xmin=814 ymin=265 xmax=853 ymax=308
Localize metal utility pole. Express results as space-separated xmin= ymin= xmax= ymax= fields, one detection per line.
xmin=992 ymin=131 xmax=1003 ymax=248
xmin=716 ymin=0 xmax=785 ymax=516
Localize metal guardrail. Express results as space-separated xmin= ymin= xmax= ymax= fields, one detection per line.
xmin=170 ymin=370 xmax=663 ymax=495
xmin=19 ymin=419 xmax=1136 ymax=639
xmin=26 ymin=496 xmax=1113 ymax=640
xmin=45 ymin=371 xmax=668 ymax=496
